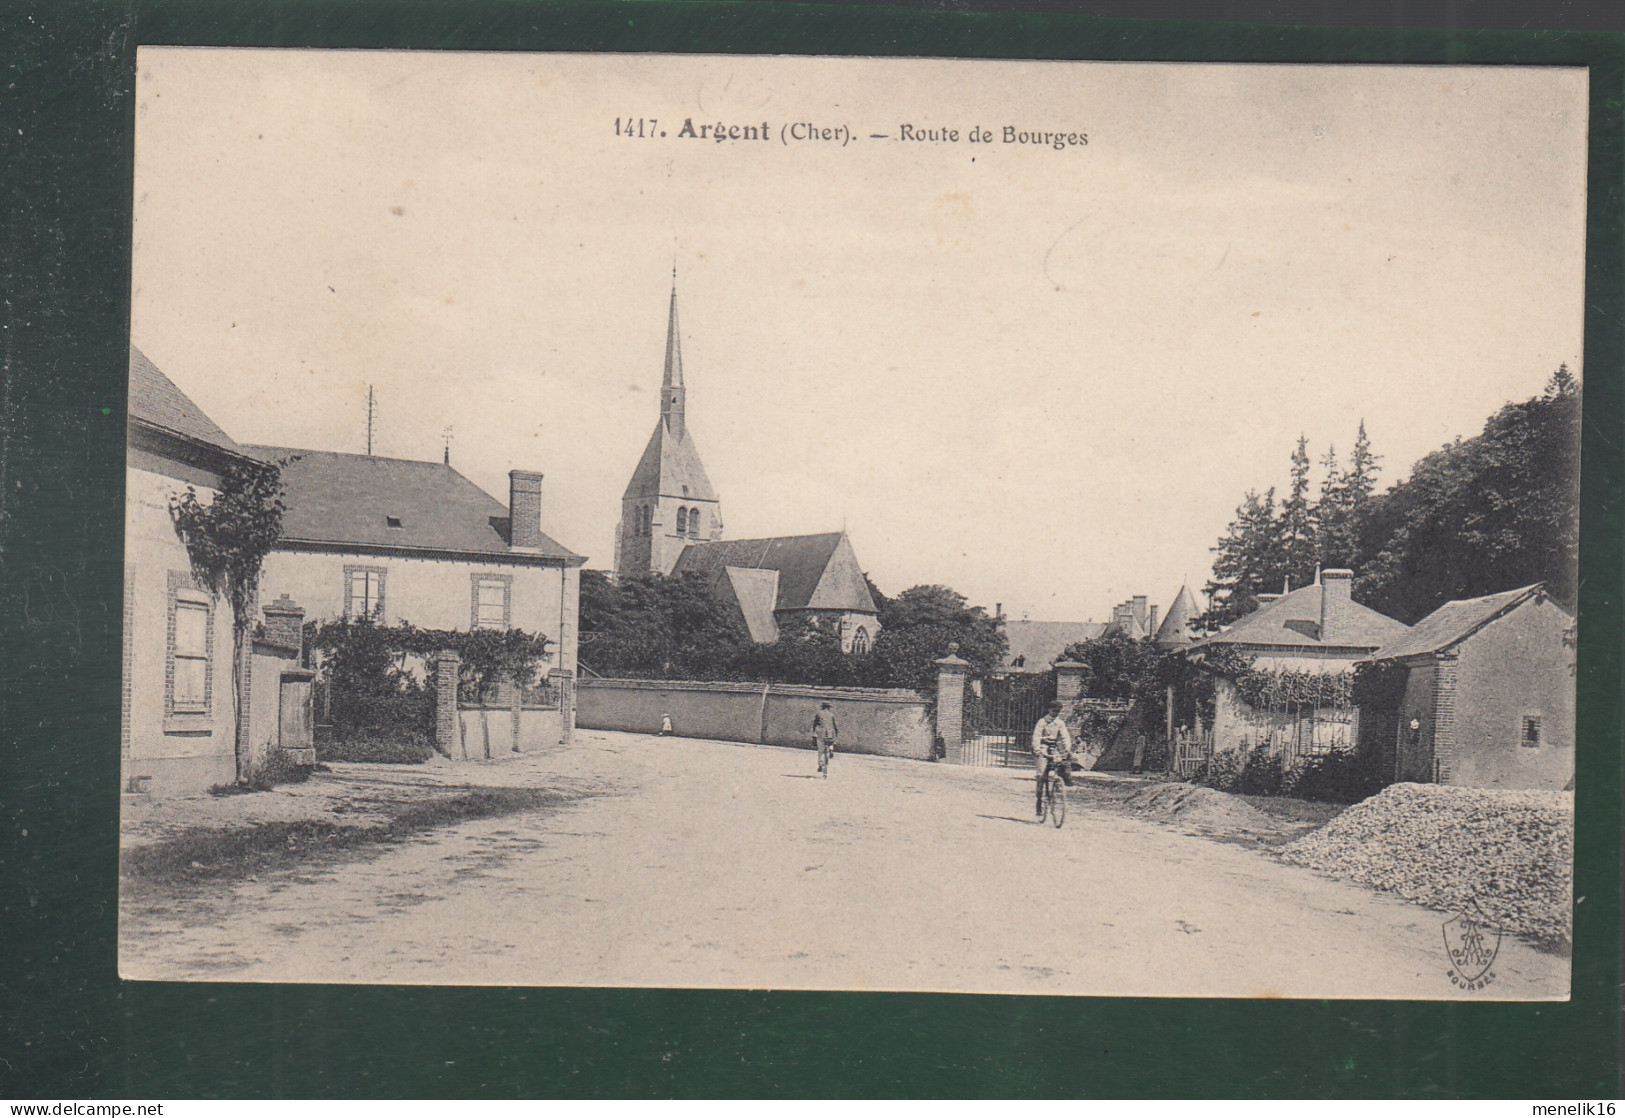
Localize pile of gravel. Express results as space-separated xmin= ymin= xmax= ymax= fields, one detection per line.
xmin=1119 ymin=782 xmax=1277 ymax=834
xmin=1279 ymin=782 xmax=1573 ymax=944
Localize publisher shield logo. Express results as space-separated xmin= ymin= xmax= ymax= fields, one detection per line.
xmin=1442 ymin=900 xmax=1502 ymax=985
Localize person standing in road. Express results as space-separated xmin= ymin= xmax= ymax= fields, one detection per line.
xmin=1031 ymin=700 xmax=1076 ymax=817
xmin=812 ymin=701 xmax=840 ymax=778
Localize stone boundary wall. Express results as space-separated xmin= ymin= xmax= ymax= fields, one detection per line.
xmin=577 ymin=678 xmax=933 ymax=761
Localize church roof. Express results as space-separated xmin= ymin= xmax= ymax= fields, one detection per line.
xmin=244 ymin=445 xmax=582 ymax=562
xmin=1362 ymin=584 xmax=1551 ymax=663
xmin=1155 ymin=585 xmax=1201 ymax=646
xmin=673 ymin=532 xmax=878 ymax=614
xmin=128 ymin=346 xmax=246 ymax=456
xmin=622 ymin=420 xmax=718 ymax=501
xmin=1188 ymin=581 xmax=1408 ymax=653
xmin=724 ymin=566 xmax=782 ymax=643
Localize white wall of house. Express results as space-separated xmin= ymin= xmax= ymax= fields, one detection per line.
xmin=124 ymin=465 xmax=239 ymax=795
xmin=259 ymin=549 xmax=578 ymax=674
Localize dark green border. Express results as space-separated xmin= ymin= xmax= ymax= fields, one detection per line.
xmin=2 ymin=0 xmax=1619 ymax=1098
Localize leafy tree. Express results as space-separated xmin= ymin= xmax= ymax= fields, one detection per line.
xmin=866 ymin=584 xmax=1006 ymax=691
xmin=1059 ymin=630 xmax=1160 ymax=701
xmin=577 ymin=569 xmax=751 ymax=679
xmin=1202 ymin=487 xmax=1278 ymax=626
xmin=1278 ymin=433 xmax=1318 ymax=587
xmin=169 ymin=456 xmax=289 ymax=783
xmin=737 ymin=613 xmax=861 ymax=686
xmin=1355 ymin=368 xmax=1580 ymax=621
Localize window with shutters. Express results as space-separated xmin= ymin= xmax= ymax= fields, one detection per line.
xmin=344 ymin=566 xmax=387 ymax=620
xmin=166 ymin=574 xmax=214 ymax=718
xmin=471 ymin=574 xmax=513 ymax=630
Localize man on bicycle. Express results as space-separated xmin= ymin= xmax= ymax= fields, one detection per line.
xmin=812 ymin=701 xmax=839 ymax=778
xmin=1032 ymin=700 xmax=1076 ymax=817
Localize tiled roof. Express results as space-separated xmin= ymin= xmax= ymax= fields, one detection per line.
xmin=128 ymin=346 xmax=245 ymax=455
xmin=244 ymin=445 xmax=582 ymax=561
xmin=1155 ymin=585 xmax=1201 ymax=646
xmin=1189 ymin=581 xmax=1408 ymax=652
xmin=1002 ymin=620 xmax=1108 ymax=670
xmin=672 ymin=533 xmax=877 ymax=613
xmin=724 ymin=566 xmax=782 ymax=643
xmin=1362 ymin=585 xmax=1547 ymax=662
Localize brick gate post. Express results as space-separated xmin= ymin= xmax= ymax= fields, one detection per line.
xmin=934 ymin=645 xmax=972 ymax=764
xmin=435 ymin=650 xmax=462 ymax=760
xmin=549 ymin=668 xmax=575 ymax=746
xmin=1053 ymin=659 xmax=1086 ymax=702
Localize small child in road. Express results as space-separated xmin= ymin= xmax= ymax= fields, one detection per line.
xmin=659 ymin=713 xmax=673 ymax=737
xmin=811 ymin=701 xmax=839 ymax=778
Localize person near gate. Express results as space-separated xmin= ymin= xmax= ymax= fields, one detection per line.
xmin=1031 ymin=700 xmax=1076 ymax=817
xmin=811 ymin=701 xmax=840 ymax=778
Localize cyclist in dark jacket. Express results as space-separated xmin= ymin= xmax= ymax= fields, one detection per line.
xmin=812 ymin=702 xmax=840 ymax=778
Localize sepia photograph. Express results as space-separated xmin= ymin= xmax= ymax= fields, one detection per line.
xmin=120 ymin=48 xmax=1584 ymax=999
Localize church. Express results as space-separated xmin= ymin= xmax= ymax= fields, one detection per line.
xmin=612 ymin=278 xmax=881 ymax=654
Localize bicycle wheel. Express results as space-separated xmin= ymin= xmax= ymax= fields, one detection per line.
xmin=1048 ymin=775 xmax=1066 ymax=828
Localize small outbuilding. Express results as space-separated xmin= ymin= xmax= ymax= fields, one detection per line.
xmin=1360 ymin=584 xmax=1574 ymax=791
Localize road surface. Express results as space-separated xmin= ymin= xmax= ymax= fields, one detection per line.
xmin=120 ymin=731 xmax=1568 ymax=998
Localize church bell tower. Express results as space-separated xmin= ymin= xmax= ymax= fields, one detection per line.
xmin=614 ymin=272 xmax=723 ymax=578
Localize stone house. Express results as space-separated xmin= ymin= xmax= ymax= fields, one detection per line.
xmin=124 ymin=347 xmax=316 ymax=795
xmin=1184 ymin=569 xmax=1410 ymax=754
xmin=248 ymin=447 xmax=587 ymax=679
xmin=1361 ymin=584 xmax=1574 ymax=790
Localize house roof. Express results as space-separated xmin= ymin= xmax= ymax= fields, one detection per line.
xmin=1188 ymin=581 xmax=1408 ymax=653
xmin=1362 ymin=584 xmax=1549 ymax=663
xmin=1002 ymin=620 xmax=1108 ymax=670
xmin=243 ymin=445 xmax=583 ymax=562
xmin=1155 ymin=585 xmax=1201 ymax=646
xmin=128 ymin=346 xmax=245 ymax=456
xmin=672 ymin=532 xmax=877 ymax=614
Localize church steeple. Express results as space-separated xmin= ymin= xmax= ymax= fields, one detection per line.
xmin=662 ymin=269 xmax=685 ymax=442
xmin=615 ymin=270 xmax=722 ymax=579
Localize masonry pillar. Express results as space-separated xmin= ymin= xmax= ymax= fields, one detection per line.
xmin=261 ymin=593 xmax=306 ymax=657
xmin=934 ymin=645 xmax=972 ymax=764
xmin=1054 ymin=659 xmax=1086 ymax=702
xmin=550 ymin=668 xmax=575 ymax=746
xmin=1432 ymin=649 xmax=1459 ymax=784
xmin=435 ymin=650 xmax=462 ymax=760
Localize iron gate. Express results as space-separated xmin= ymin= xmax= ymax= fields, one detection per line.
xmin=960 ymin=672 xmax=1056 ymax=767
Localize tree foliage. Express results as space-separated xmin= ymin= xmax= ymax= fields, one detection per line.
xmin=169 ymin=456 xmax=290 ymax=782
xmin=576 ymin=573 xmax=1004 ymax=692
xmin=1201 ymin=369 xmax=1578 ymax=627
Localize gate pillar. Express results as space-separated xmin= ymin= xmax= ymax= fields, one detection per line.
xmin=435 ymin=650 xmax=462 ymax=759
xmin=934 ymin=645 xmax=972 ymax=764
xmin=1054 ymin=659 xmax=1086 ymax=702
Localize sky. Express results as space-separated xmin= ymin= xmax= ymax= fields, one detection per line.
xmin=131 ymin=50 xmax=1589 ymax=622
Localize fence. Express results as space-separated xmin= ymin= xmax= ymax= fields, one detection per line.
xmin=576 ymin=678 xmax=934 ymax=761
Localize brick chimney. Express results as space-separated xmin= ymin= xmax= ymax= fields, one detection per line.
xmin=509 ymin=470 xmax=545 ymax=550
xmin=1320 ymin=569 xmax=1353 ymax=643
xmin=1148 ymin=604 xmax=1159 ymax=637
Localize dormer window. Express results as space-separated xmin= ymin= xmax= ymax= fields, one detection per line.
xmin=386 ymin=516 xmax=403 ymax=529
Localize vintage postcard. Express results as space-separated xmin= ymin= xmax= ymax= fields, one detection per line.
xmin=120 ymin=49 xmax=1584 ymax=998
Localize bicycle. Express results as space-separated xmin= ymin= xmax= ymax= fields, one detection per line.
xmin=1043 ymin=765 xmax=1067 ymax=827
xmin=1037 ymin=751 xmax=1071 ymax=828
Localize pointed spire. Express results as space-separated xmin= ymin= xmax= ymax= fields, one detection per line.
xmin=661 ymin=268 xmax=686 ymax=441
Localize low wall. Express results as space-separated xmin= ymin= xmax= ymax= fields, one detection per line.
xmin=454 ymin=706 xmax=563 ymax=761
xmin=577 ymin=678 xmax=933 ymax=761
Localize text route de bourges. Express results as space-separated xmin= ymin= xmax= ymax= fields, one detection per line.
xmin=614 ymin=117 xmax=1089 ymax=150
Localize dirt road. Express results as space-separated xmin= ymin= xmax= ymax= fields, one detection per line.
xmin=120 ymin=731 xmax=1568 ymax=998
